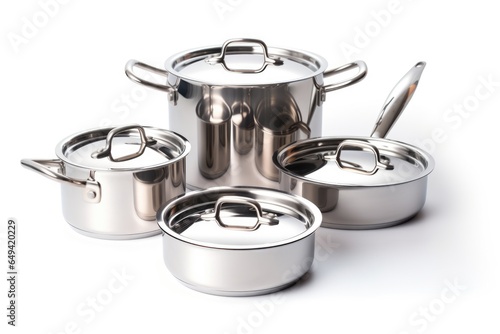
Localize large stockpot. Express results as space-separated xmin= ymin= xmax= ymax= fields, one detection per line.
xmin=156 ymin=187 xmax=322 ymax=296
xmin=125 ymin=38 xmax=367 ymax=189
xmin=21 ymin=125 xmax=190 ymax=239
xmin=274 ymin=62 xmax=434 ymax=229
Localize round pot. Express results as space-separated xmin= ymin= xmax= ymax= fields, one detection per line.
xmin=273 ymin=62 xmax=434 ymax=229
xmin=21 ymin=125 xmax=190 ymax=239
xmin=156 ymin=186 xmax=322 ymax=296
xmin=273 ymin=137 xmax=434 ymax=229
xmin=125 ymin=38 xmax=367 ymax=190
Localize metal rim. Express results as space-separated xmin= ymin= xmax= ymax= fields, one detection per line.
xmin=156 ymin=186 xmax=322 ymax=250
xmin=55 ymin=126 xmax=191 ymax=172
xmin=273 ymin=136 xmax=435 ymax=188
xmin=163 ymin=45 xmax=328 ymax=86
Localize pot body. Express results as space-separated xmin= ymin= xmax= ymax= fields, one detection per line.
xmin=278 ymin=172 xmax=428 ymax=229
xmin=61 ymin=161 xmax=186 ymax=239
xmin=125 ymin=39 xmax=367 ymax=190
xmin=156 ymin=186 xmax=322 ymax=296
xmin=163 ymin=232 xmax=315 ymax=296
xmin=274 ymin=136 xmax=434 ymax=229
xmin=21 ymin=125 xmax=190 ymax=239
xmin=169 ymin=80 xmax=320 ymax=189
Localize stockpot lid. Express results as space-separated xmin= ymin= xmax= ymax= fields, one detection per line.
xmin=55 ymin=125 xmax=190 ymax=171
xmin=164 ymin=38 xmax=328 ymax=86
xmin=273 ymin=137 xmax=435 ymax=187
xmin=157 ymin=187 xmax=322 ymax=249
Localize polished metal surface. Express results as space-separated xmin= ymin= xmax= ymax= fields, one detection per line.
xmin=91 ymin=124 xmax=157 ymax=162
xmin=125 ymin=38 xmax=367 ymax=190
xmin=157 ymin=187 xmax=322 ymax=296
xmin=323 ymin=139 xmax=394 ymax=175
xmin=196 ymin=91 xmax=231 ymax=179
xmin=200 ymin=196 xmax=280 ymax=231
xmin=205 ymin=38 xmax=284 ymax=73
xmin=371 ymin=62 xmax=426 ymax=138
xmin=274 ymin=137 xmax=434 ymax=229
xmin=21 ymin=125 xmax=190 ymax=239
xmin=274 ymin=62 xmax=433 ymax=229
xmin=254 ymin=88 xmax=311 ymax=181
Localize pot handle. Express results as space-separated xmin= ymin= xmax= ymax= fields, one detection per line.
xmin=200 ymin=196 xmax=279 ymax=231
xmin=125 ymin=60 xmax=178 ymax=104
xmin=206 ymin=38 xmax=284 ymax=73
xmin=322 ymin=60 xmax=368 ymax=95
xmin=20 ymin=159 xmax=101 ymax=203
xmin=324 ymin=140 xmax=393 ymax=175
xmin=91 ymin=124 xmax=157 ymax=162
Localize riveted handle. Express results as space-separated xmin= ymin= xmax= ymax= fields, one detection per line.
xmin=125 ymin=60 xmax=178 ymax=104
xmin=201 ymin=196 xmax=279 ymax=231
xmin=206 ymin=38 xmax=284 ymax=73
xmin=20 ymin=159 xmax=101 ymax=203
xmin=324 ymin=140 xmax=393 ymax=175
xmin=91 ymin=125 xmax=157 ymax=162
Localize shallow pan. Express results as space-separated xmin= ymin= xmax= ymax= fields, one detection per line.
xmin=274 ymin=62 xmax=434 ymax=229
xmin=156 ymin=186 xmax=322 ymax=296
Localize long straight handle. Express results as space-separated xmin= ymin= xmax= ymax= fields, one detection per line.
xmin=21 ymin=159 xmax=87 ymax=187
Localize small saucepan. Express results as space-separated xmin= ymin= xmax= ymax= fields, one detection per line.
xmin=21 ymin=125 xmax=190 ymax=239
xmin=273 ymin=62 xmax=434 ymax=229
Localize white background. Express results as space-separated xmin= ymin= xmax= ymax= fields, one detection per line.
xmin=2 ymin=0 xmax=499 ymax=333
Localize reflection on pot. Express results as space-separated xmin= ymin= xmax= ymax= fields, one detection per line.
xmin=196 ymin=89 xmax=231 ymax=179
xmin=301 ymin=183 xmax=338 ymax=213
xmin=133 ymin=162 xmax=186 ymax=221
xmin=231 ymin=100 xmax=254 ymax=155
xmin=254 ymin=87 xmax=311 ymax=181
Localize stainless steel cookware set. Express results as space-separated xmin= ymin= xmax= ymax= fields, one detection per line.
xmin=21 ymin=38 xmax=434 ymax=296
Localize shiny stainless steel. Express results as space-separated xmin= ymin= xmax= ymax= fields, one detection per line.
xmin=371 ymin=62 xmax=426 ymax=138
xmin=205 ymin=38 xmax=284 ymax=73
xmin=231 ymin=100 xmax=254 ymax=155
xmin=21 ymin=159 xmax=102 ymax=203
xmin=196 ymin=91 xmax=231 ymax=179
xmin=323 ymin=139 xmax=394 ymax=175
xmin=125 ymin=38 xmax=367 ymax=190
xmin=156 ymin=187 xmax=322 ymax=296
xmin=274 ymin=137 xmax=434 ymax=229
xmin=274 ymin=62 xmax=432 ymax=229
xmin=91 ymin=124 xmax=157 ymax=161
xmin=254 ymin=87 xmax=312 ymax=181
xmin=200 ymin=196 xmax=280 ymax=231
xmin=21 ymin=125 xmax=190 ymax=239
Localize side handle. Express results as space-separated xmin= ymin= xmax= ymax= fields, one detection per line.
xmin=320 ymin=60 xmax=368 ymax=103
xmin=20 ymin=159 xmax=101 ymax=203
xmin=125 ymin=60 xmax=178 ymax=104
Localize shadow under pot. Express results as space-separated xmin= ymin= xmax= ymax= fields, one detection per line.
xmin=21 ymin=125 xmax=190 ymax=239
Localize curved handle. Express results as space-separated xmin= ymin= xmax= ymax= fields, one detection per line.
xmin=291 ymin=121 xmax=311 ymax=138
xmin=322 ymin=60 xmax=368 ymax=95
xmin=91 ymin=125 xmax=157 ymax=162
xmin=200 ymin=196 xmax=279 ymax=231
xmin=125 ymin=60 xmax=178 ymax=103
xmin=21 ymin=159 xmax=87 ymax=187
xmin=205 ymin=38 xmax=284 ymax=73
xmin=370 ymin=61 xmax=426 ymax=138
xmin=20 ymin=159 xmax=101 ymax=202
xmin=324 ymin=140 xmax=393 ymax=175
